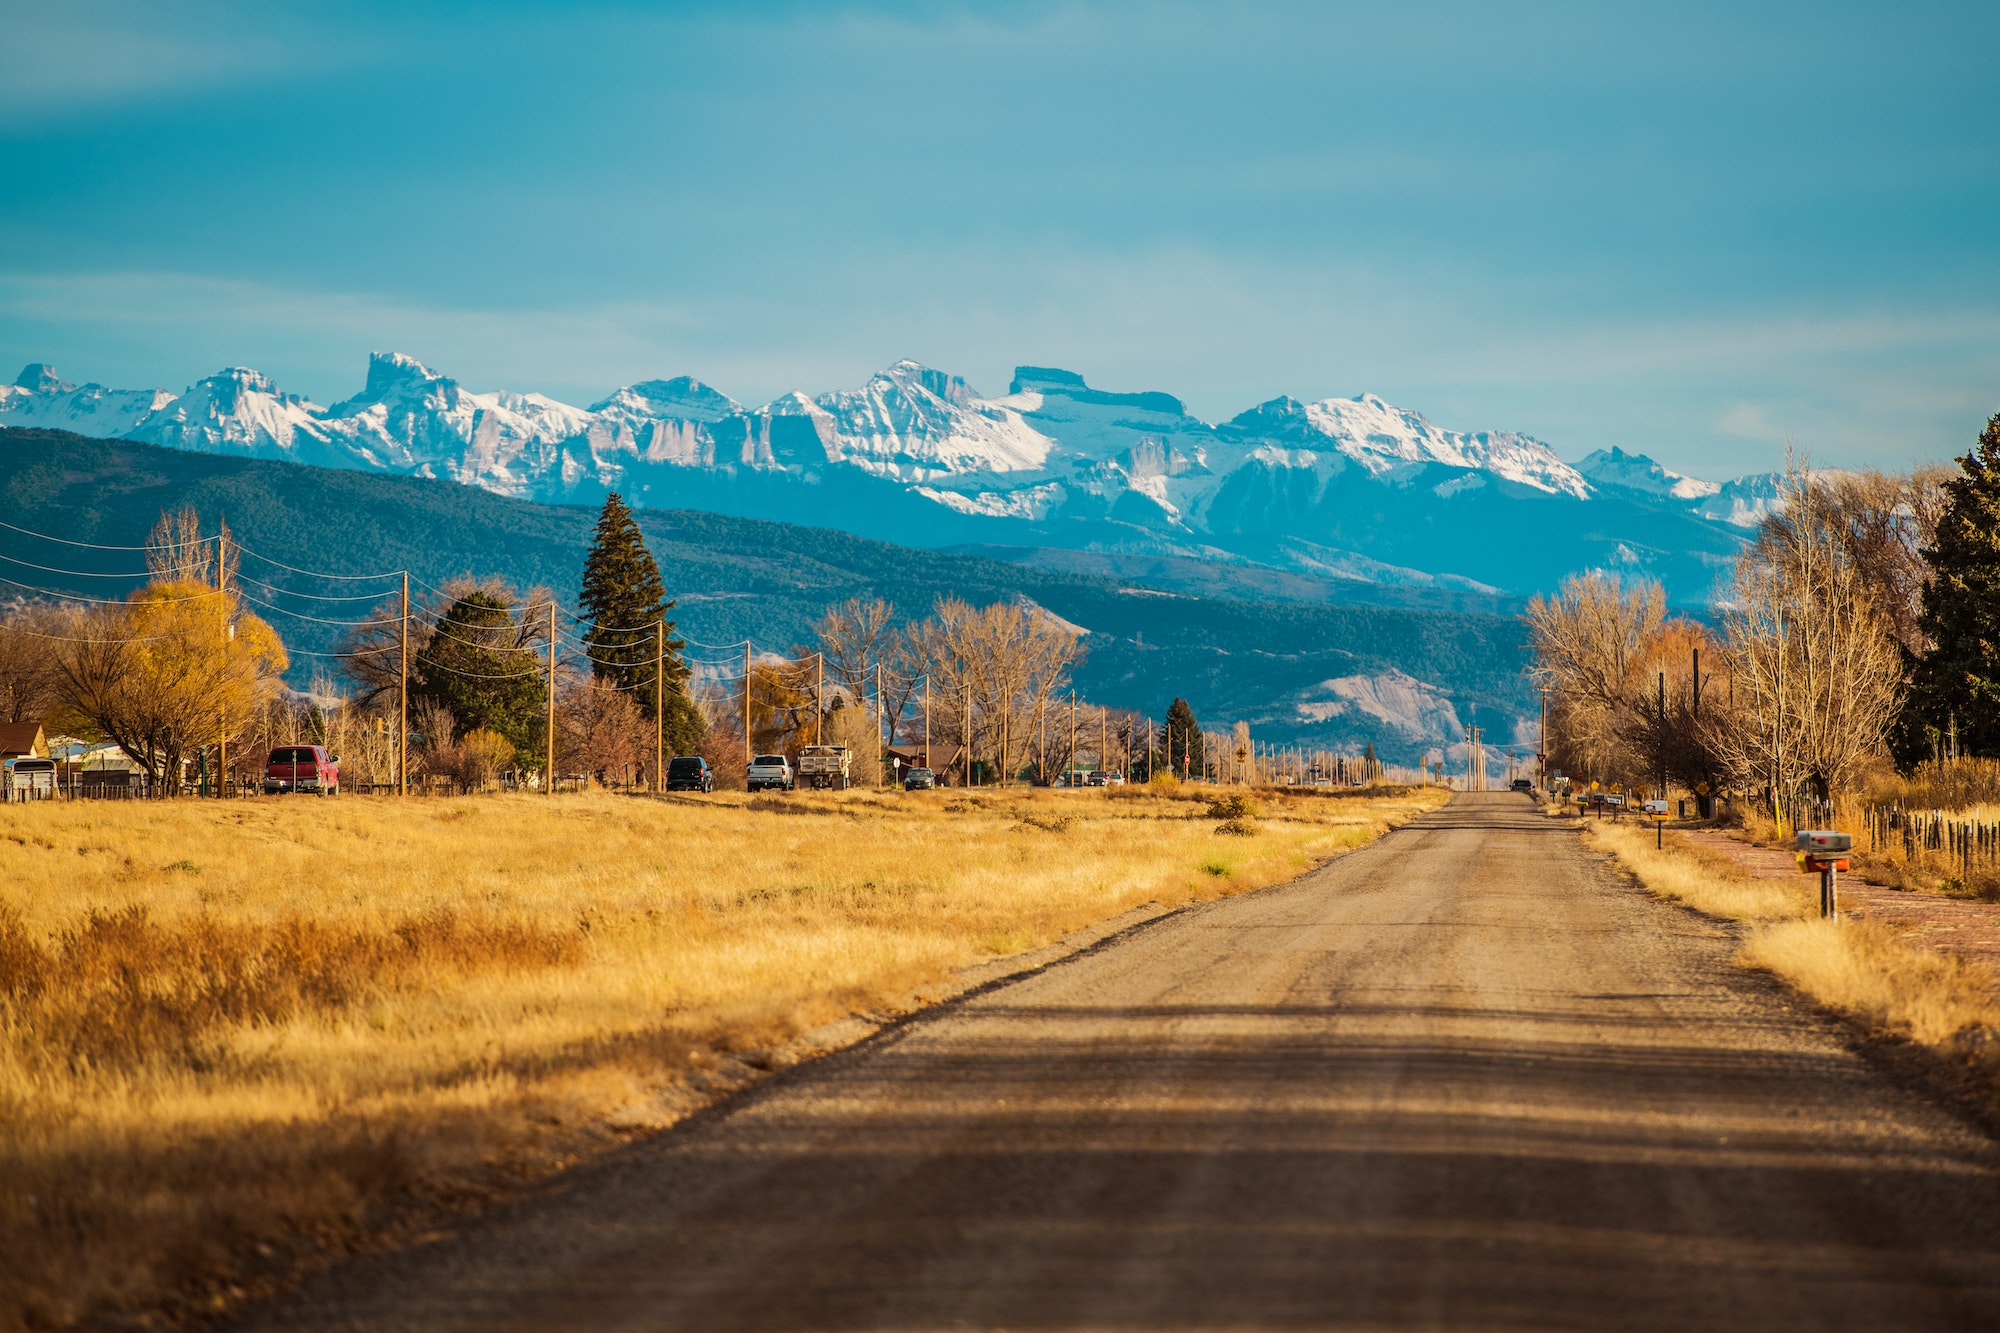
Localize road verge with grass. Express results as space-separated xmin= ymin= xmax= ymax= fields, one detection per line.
xmin=1581 ymin=815 xmax=2000 ymax=1071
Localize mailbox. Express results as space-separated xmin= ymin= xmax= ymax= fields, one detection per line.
xmin=1642 ymin=799 xmax=1669 ymax=818
xmin=1602 ymin=794 xmax=1625 ymax=807
xmin=1795 ymin=829 xmax=1852 ymax=920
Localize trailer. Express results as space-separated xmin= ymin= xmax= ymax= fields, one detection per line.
xmin=796 ymin=745 xmax=852 ymax=790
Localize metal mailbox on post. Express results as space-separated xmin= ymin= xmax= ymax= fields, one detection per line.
xmin=1643 ymin=798 xmax=1669 ymax=847
xmin=1796 ymin=830 xmax=1852 ymax=920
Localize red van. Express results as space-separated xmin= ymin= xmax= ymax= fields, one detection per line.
xmin=263 ymin=745 xmax=340 ymax=796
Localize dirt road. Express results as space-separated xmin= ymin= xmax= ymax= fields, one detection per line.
xmin=239 ymin=793 xmax=2000 ymax=1331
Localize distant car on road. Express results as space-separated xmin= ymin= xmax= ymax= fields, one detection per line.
xmin=666 ymin=755 xmax=714 ymax=793
xmin=1510 ymin=778 xmax=1535 ymax=792
xmin=902 ymin=767 xmax=936 ymax=790
xmin=746 ymin=753 xmax=794 ymax=792
xmin=263 ymin=745 xmax=338 ymax=796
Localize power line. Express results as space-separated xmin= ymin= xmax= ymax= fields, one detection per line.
xmin=232 ymin=542 xmax=406 ymax=582
xmin=0 ymin=551 xmax=152 ymax=579
xmin=0 ymin=517 xmax=156 ymax=550
xmin=233 ymin=571 xmax=398 ymax=602
xmin=0 ymin=572 xmax=223 ymax=606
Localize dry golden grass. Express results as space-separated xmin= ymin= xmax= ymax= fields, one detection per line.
xmin=1740 ymin=921 xmax=2000 ymax=1046
xmin=1584 ymin=820 xmax=1808 ymax=922
xmin=0 ymin=782 xmax=1442 ymax=1330
xmin=1582 ymin=818 xmax=2000 ymax=1050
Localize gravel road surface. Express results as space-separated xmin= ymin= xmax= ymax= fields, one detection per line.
xmin=237 ymin=792 xmax=2000 ymax=1331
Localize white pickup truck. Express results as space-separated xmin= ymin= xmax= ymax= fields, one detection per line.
xmin=746 ymin=753 xmax=795 ymax=792
xmin=796 ymin=745 xmax=851 ymax=790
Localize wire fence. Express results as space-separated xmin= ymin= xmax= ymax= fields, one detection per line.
xmin=1866 ymin=804 xmax=2000 ymax=875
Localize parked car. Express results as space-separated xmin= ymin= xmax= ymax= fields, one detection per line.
xmin=1510 ymin=777 xmax=1535 ymax=792
xmin=903 ymin=766 xmax=936 ymax=790
xmin=263 ymin=745 xmax=339 ymax=796
xmin=666 ymin=755 xmax=714 ymax=793
xmin=746 ymin=753 xmax=795 ymax=792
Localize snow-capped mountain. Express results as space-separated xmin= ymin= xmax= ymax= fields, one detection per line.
xmin=0 ymin=354 xmax=1776 ymax=600
xmin=0 ymin=364 xmax=172 ymax=437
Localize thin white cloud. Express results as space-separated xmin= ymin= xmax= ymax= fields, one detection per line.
xmin=0 ymin=0 xmax=367 ymax=119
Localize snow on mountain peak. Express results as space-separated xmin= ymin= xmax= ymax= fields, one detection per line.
xmin=1227 ymin=392 xmax=1590 ymax=499
xmin=876 ymin=359 xmax=980 ymax=406
xmin=811 ymin=360 xmax=1053 ymax=478
xmin=14 ymin=363 xmax=72 ymax=394
xmin=589 ymin=375 xmax=741 ymax=425
xmin=1576 ymin=446 xmax=1721 ymax=501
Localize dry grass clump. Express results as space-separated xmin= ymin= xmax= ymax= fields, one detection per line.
xmin=1214 ymin=817 xmax=1261 ymax=837
xmin=1585 ymin=821 xmax=1807 ymax=921
xmin=1861 ymin=756 xmax=2000 ymax=811
xmin=0 ymin=783 xmax=1444 ymax=1329
xmin=1583 ymin=820 xmax=2000 ymax=1053
xmin=1205 ymin=792 xmax=1262 ymax=820
xmin=1741 ymin=920 xmax=2000 ymax=1046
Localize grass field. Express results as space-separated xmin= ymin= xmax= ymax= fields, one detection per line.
xmin=0 ymin=781 xmax=1444 ymax=1330
xmin=1584 ymin=818 xmax=2000 ymax=1050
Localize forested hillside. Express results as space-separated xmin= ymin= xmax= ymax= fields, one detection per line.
xmin=0 ymin=427 xmax=1533 ymax=757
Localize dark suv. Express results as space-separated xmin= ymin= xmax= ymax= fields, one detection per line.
xmin=666 ymin=755 xmax=714 ymax=793
xmin=1510 ymin=777 xmax=1535 ymax=793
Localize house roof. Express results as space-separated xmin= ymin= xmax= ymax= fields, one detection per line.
xmin=885 ymin=743 xmax=962 ymax=767
xmin=0 ymin=722 xmax=48 ymax=757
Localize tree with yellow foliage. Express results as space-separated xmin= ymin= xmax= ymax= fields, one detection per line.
xmin=52 ymin=509 xmax=288 ymax=793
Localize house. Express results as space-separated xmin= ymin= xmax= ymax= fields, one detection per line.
xmin=884 ymin=743 xmax=963 ymax=781
xmin=0 ymin=722 xmax=48 ymax=761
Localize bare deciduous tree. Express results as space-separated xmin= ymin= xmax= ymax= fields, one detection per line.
xmin=1709 ymin=455 xmax=1904 ymax=801
xmin=0 ymin=601 xmax=64 ymax=724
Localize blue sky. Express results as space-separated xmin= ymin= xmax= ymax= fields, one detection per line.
xmin=1 ymin=0 xmax=1995 ymax=478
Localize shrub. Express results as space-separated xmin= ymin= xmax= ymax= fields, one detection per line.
xmin=1215 ymin=816 xmax=1260 ymax=837
xmin=1206 ymin=792 xmax=1261 ymax=820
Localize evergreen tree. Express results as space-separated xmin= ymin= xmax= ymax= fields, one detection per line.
xmin=1363 ymin=740 xmax=1379 ymax=779
xmin=578 ymin=494 xmax=705 ymax=754
xmin=413 ymin=587 xmax=547 ymax=767
xmin=1164 ymin=697 xmax=1205 ymax=778
xmin=1901 ymin=412 xmax=2000 ymax=762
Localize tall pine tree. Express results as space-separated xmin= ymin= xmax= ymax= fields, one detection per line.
xmin=1164 ymin=697 xmax=1205 ymax=778
xmin=578 ymin=494 xmax=705 ymax=755
xmin=1901 ymin=412 xmax=2000 ymax=762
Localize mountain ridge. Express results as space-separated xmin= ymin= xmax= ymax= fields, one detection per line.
xmin=2 ymin=355 xmax=1776 ymax=604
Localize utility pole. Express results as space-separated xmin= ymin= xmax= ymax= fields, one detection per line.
xmin=964 ymin=681 xmax=973 ymax=786
xmin=1538 ymin=685 xmax=1550 ymax=790
xmin=1775 ymin=606 xmax=1785 ymax=838
xmin=1657 ymin=670 xmax=1667 ymax=801
xmin=816 ymin=652 xmax=824 ymax=746
xmin=876 ymin=659 xmax=883 ymax=789
xmin=546 ymin=600 xmax=556 ymax=796
xmin=216 ymin=528 xmax=227 ymax=798
xmin=1069 ymin=691 xmax=1078 ymax=786
xmin=655 ymin=620 xmax=665 ymax=792
xmin=400 ymin=570 xmax=409 ymax=797
xmin=1038 ymin=694 xmax=1046 ymax=785
xmin=923 ymin=674 xmax=931 ymax=771
xmin=1099 ymin=707 xmax=1107 ymax=779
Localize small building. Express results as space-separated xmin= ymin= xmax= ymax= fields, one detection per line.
xmin=0 ymin=722 xmax=48 ymax=761
xmin=884 ymin=743 xmax=964 ymax=782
